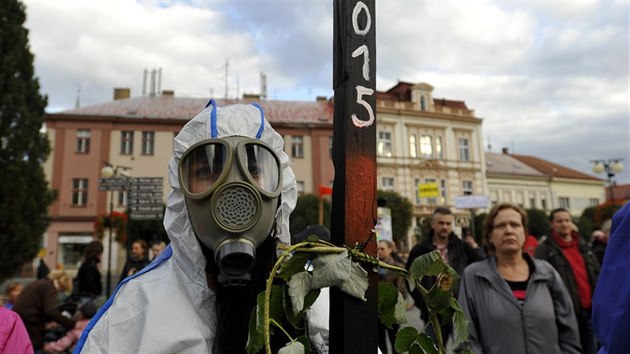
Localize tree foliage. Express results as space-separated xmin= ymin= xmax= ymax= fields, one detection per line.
xmin=0 ymin=0 xmax=55 ymax=283
xmin=377 ymin=190 xmax=413 ymax=244
xmin=289 ymin=194 xmax=331 ymax=237
xmin=525 ymin=209 xmax=550 ymax=238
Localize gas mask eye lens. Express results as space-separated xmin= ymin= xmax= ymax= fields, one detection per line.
xmin=243 ymin=143 xmax=279 ymax=194
xmin=182 ymin=143 xmax=228 ymax=194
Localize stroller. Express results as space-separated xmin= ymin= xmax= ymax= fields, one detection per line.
xmin=43 ymin=292 xmax=97 ymax=353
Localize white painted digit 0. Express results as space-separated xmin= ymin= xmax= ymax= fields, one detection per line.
xmin=352 ymin=1 xmax=371 ymax=35
xmin=352 ymin=45 xmax=370 ymax=81
xmin=351 ymin=86 xmax=375 ymax=128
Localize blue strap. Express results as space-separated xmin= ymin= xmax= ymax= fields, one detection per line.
xmin=205 ymin=99 xmax=218 ymax=138
xmin=251 ymin=102 xmax=265 ymax=139
xmin=73 ymin=245 xmax=174 ymax=353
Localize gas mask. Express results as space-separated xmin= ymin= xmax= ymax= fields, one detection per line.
xmin=178 ymin=135 xmax=282 ymax=286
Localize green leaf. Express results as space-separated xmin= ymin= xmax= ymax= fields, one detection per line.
xmin=450 ymin=298 xmax=469 ymax=348
xmin=394 ymin=291 xmax=408 ymax=325
xmin=246 ymin=299 xmax=264 ymax=354
xmin=279 ymin=252 xmax=312 ymax=282
xmin=269 ymin=285 xmax=285 ymax=326
xmin=415 ymin=333 xmax=439 ymax=354
xmin=394 ymin=326 xmax=419 ymax=352
xmin=283 ymin=285 xmax=301 ymax=328
xmin=338 ymin=260 xmax=369 ymax=301
xmin=394 ymin=326 xmax=438 ymax=354
xmin=378 ymin=283 xmax=399 ymax=328
xmin=255 ymin=292 xmax=265 ymax=333
xmin=288 ymin=271 xmax=312 ymax=313
xmin=306 ymin=235 xmax=320 ymax=243
xmin=278 ymin=341 xmax=305 ymax=354
xmin=409 ymin=251 xmax=446 ymax=280
xmin=311 ymin=250 xmax=352 ymax=289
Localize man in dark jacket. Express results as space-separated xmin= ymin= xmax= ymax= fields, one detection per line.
xmin=405 ymin=207 xmax=485 ymax=343
xmin=535 ymin=208 xmax=600 ymax=354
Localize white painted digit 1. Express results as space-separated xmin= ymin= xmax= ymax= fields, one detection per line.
xmin=352 ymin=86 xmax=375 ymax=128
xmin=352 ymin=45 xmax=369 ymax=81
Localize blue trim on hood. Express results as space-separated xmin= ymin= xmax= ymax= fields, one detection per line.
xmin=73 ymin=245 xmax=174 ymax=353
xmin=205 ymin=99 xmax=218 ymax=138
xmin=251 ymin=102 xmax=265 ymax=139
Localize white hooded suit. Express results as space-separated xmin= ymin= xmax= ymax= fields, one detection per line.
xmin=75 ymin=101 xmax=300 ymax=353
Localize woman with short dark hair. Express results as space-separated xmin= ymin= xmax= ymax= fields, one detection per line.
xmin=76 ymin=240 xmax=104 ymax=296
xmin=458 ymin=203 xmax=581 ymax=354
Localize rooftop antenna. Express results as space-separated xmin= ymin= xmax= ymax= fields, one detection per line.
xmin=225 ymin=59 xmax=229 ymax=101
xmin=142 ymin=69 xmax=148 ymax=96
xmin=157 ymin=67 xmax=162 ymax=95
xmin=487 ymin=136 xmax=492 ymax=151
xmin=75 ymin=85 xmax=81 ymax=108
xmin=260 ymin=72 xmax=267 ymax=100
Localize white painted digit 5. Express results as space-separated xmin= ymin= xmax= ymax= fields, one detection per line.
xmin=352 ymin=86 xmax=375 ymax=128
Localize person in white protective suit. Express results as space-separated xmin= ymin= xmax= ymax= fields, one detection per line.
xmin=75 ymin=100 xmax=328 ymax=353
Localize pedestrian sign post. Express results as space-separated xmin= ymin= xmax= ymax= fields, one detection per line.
xmin=128 ymin=177 xmax=164 ymax=221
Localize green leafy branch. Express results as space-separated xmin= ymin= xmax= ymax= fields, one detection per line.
xmin=246 ymin=237 xmax=471 ymax=354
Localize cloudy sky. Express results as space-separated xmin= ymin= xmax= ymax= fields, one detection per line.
xmin=23 ymin=0 xmax=629 ymax=184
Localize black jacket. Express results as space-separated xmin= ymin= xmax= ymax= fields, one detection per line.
xmin=77 ymin=257 xmax=102 ymax=296
xmin=118 ymin=256 xmax=150 ymax=284
xmin=405 ymin=232 xmax=486 ymax=322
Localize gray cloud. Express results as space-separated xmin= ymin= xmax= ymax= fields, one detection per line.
xmin=23 ymin=0 xmax=629 ymax=183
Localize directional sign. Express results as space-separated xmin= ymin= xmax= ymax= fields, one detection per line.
xmin=129 ymin=184 xmax=163 ymax=191
xmin=130 ymin=191 xmax=163 ymax=198
xmin=130 ymin=212 xmax=164 ymax=221
xmin=130 ymin=177 xmax=163 ymax=185
xmin=130 ymin=205 xmax=163 ymax=212
xmin=98 ymin=184 xmax=127 ymax=191
xmin=455 ymin=195 xmax=490 ymax=209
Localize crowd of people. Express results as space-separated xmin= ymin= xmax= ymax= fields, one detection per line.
xmin=1 ymin=237 xmax=168 ymax=353
xmin=1 ymin=100 xmax=626 ymax=354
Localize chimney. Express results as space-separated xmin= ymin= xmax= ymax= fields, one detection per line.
xmin=113 ymin=88 xmax=131 ymax=100
xmin=316 ymin=96 xmax=327 ymax=102
xmin=161 ymin=90 xmax=174 ymax=96
xmin=502 ymin=147 xmax=509 ymax=154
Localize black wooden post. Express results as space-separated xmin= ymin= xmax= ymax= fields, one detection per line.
xmin=330 ymin=0 xmax=377 ymax=352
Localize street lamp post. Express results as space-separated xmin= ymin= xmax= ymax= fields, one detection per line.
xmin=100 ymin=163 xmax=131 ymax=296
xmin=591 ymin=159 xmax=624 ymax=202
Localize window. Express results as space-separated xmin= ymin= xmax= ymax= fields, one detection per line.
xmin=141 ymin=131 xmax=155 ymax=155
xmin=415 ymin=178 xmax=421 ymax=204
xmin=382 ymin=177 xmax=394 ymax=190
xmin=328 ymin=136 xmax=333 ymax=158
xmin=541 ymin=199 xmax=548 ymax=210
xmin=420 ymin=135 xmax=433 ymax=159
xmin=121 ymin=131 xmax=134 ymax=155
xmin=72 ymin=179 xmax=88 ymax=207
xmin=117 ymin=191 xmax=127 ymax=207
xmin=420 ymin=96 xmax=426 ymax=111
xmin=462 ymin=180 xmax=473 ymax=195
xmin=378 ymin=131 xmax=392 ymax=157
xmin=409 ymin=134 xmax=417 ymax=158
xmin=76 ymin=129 xmax=90 ymax=154
xmin=440 ymin=179 xmax=447 ymax=203
xmin=436 ymin=136 xmax=443 ymax=160
xmin=559 ymin=197 xmax=571 ymax=209
xmin=589 ymin=198 xmax=599 ymax=207
xmin=425 ymin=178 xmax=437 ymax=206
xmin=291 ymin=136 xmax=304 ymax=158
xmin=459 ymin=138 xmax=470 ymax=161
xmin=296 ymin=181 xmax=305 ymax=196
xmin=529 ymin=197 xmax=536 ymax=209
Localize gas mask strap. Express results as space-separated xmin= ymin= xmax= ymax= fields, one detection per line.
xmin=205 ymin=98 xmax=219 ymax=138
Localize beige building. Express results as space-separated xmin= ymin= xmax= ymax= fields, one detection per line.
xmin=41 ymin=81 xmax=605 ymax=270
xmin=375 ymin=82 xmax=487 ymax=248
